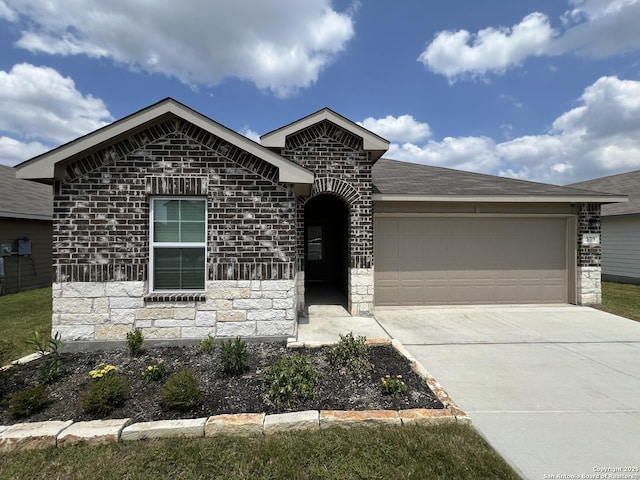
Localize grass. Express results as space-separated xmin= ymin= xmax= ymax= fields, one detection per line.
xmin=0 ymin=286 xmax=52 ymax=366
xmin=597 ymin=281 xmax=640 ymax=322
xmin=0 ymin=424 xmax=521 ymax=480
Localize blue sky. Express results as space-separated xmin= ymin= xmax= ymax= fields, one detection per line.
xmin=1 ymin=0 xmax=640 ymax=184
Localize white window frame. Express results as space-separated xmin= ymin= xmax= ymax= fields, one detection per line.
xmin=149 ymin=197 xmax=207 ymax=293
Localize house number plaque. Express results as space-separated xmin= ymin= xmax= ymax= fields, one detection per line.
xmin=582 ymin=233 xmax=600 ymax=246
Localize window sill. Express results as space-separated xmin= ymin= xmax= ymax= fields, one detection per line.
xmin=144 ymin=293 xmax=206 ymax=303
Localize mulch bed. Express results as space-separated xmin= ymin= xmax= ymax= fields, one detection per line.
xmin=0 ymin=342 xmax=444 ymax=426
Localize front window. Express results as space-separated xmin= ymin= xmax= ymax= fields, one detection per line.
xmin=150 ymin=198 xmax=206 ymax=291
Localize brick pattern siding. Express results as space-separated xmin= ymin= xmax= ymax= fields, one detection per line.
xmin=52 ymin=117 xmax=297 ymax=285
xmin=281 ymin=120 xmax=374 ymax=271
xmin=577 ymin=202 xmax=602 ymax=268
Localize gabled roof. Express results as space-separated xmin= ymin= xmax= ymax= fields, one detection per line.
xmin=260 ymin=108 xmax=390 ymax=161
xmin=372 ymin=159 xmax=628 ymax=203
xmin=568 ymin=170 xmax=640 ymax=216
xmin=0 ymin=165 xmax=52 ymax=220
xmin=15 ymin=98 xmax=314 ymax=185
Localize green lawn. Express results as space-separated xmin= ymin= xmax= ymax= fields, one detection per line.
xmin=0 ymin=424 xmax=521 ymax=480
xmin=0 ymin=286 xmax=52 ymax=366
xmin=597 ymin=281 xmax=640 ymax=322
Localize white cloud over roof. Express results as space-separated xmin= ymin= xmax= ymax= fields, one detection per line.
xmin=366 ymin=76 xmax=640 ymax=183
xmin=358 ymin=115 xmax=431 ymax=144
xmin=419 ymin=0 xmax=640 ymax=81
xmin=0 ymin=63 xmax=112 ymax=166
xmin=3 ymin=0 xmax=354 ymax=98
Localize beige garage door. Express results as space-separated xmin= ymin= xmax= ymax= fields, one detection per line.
xmin=375 ymin=217 xmax=568 ymax=305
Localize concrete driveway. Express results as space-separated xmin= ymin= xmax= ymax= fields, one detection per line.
xmin=375 ymin=305 xmax=640 ymax=480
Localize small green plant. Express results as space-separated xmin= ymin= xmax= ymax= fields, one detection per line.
xmin=265 ymin=352 xmax=320 ymax=408
xmin=126 ymin=328 xmax=144 ymax=356
xmin=141 ymin=360 xmax=166 ymax=383
xmin=219 ymin=337 xmax=249 ymax=375
xmin=7 ymin=384 xmax=49 ymax=418
xmin=381 ymin=374 xmax=407 ymax=398
xmin=200 ymin=335 xmax=216 ymax=353
xmin=26 ymin=331 xmax=62 ymax=384
xmin=325 ymin=332 xmax=371 ymax=373
xmin=81 ymin=371 xmax=128 ymax=415
xmin=161 ymin=369 xmax=203 ymax=411
xmin=89 ymin=363 xmax=119 ymax=381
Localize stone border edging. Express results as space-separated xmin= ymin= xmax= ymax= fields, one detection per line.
xmin=0 ymin=338 xmax=469 ymax=452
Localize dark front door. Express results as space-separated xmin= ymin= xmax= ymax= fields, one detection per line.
xmin=304 ymin=195 xmax=349 ymax=303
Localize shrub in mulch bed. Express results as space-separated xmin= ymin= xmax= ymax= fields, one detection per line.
xmin=0 ymin=341 xmax=444 ymax=426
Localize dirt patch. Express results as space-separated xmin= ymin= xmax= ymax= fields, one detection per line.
xmin=0 ymin=342 xmax=444 ymax=425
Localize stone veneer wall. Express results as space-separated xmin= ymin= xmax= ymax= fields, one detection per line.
xmin=281 ymin=120 xmax=375 ymax=316
xmin=51 ymin=117 xmax=298 ymax=341
xmin=53 ymin=280 xmax=296 ymax=341
xmin=577 ymin=202 xmax=602 ymax=305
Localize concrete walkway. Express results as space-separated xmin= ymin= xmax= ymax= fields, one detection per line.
xmin=374 ymin=305 xmax=640 ymax=480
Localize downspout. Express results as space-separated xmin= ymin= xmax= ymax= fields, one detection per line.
xmin=0 ymin=256 xmax=5 ymax=295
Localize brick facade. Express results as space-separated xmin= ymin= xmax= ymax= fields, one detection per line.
xmin=51 ymin=117 xmax=298 ymax=341
xmin=577 ymin=202 xmax=602 ymax=305
xmin=280 ymin=120 xmax=375 ymax=315
xmin=41 ymin=104 xmax=607 ymax=342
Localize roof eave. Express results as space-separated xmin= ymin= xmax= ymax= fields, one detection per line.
xmin=0 ymin=211 xmax=52 ymax=221
xmin=372 ymin=194 xmax=629 ymax=203
xmin=260 ymin=108 xmax=390 ymax=155
xmin=16 ymin=98 xmax=314 ymax=186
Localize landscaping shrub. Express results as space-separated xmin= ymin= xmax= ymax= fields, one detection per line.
xmin=265 ymin=352 xmax=320 ymax=408
xmin=81 ymin=372 xmax=128 ymax=415
xmin=325 ymin=332 xmax=371 ymax=374
xmin=219 ymin=337 xmax=249 ymax=375
xmin=26 ymin=331 xmax=62 ymax=384
xmin=161 ymin=369 xmax=203 ymax=411
xmin=126 ymin=328 xmax=144 ymax=356
xmin=381 ymin=374 xmax=407 ymax=398
xmin=7 ymin=384 xmax=49 ymax=418
xmin=141 ymin=360 xmax=167 ymax=383
xmin=200 ymin=335 xmax=216 ymax=353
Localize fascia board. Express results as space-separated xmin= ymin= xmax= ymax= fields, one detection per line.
xmin=373 ymin=194 xmax=629 ymax=203
xmin=17 ymin=99 xmax=313 ymax=185
xmin=261 ymin=108 xmax=390 ymax=152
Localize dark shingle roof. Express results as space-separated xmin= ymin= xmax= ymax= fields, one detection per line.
xmin=0 ymin=165 xmax=52 ymax=220
xmin=568 ymin=170 xmax=640 ymax=216
xmin=372 ymin=158 xmax=619 ymax=198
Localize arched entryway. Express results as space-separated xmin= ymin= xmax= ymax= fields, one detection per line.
xmin=304 ymin=194 xmax=349 ymax=308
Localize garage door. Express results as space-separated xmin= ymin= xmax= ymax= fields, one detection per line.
xmin=375 ymin=217 xmax=568 ymax=305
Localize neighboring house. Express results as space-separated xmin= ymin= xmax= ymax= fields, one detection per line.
xmin=15 ymin=99 xmax=624 ymax=342
xmin=569 ymin=171 xmax=640 ymax=284
xmin=0 ymin=164 xmax=53 ymax=294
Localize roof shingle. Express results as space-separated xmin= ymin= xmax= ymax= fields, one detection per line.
xmin=568 ymin=170 xmax=640 ymax=216
xmin=373 ymin=158 xmax=622 ymax=199
xmin=0 ymin=165 xmax=52 ymax=220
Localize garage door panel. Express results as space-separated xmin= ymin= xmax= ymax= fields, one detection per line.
xmin=375 ymin=217 xmax=568 ymax=305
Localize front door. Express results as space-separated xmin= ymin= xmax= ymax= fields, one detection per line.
xmin=304 ymin=194 xmax=349 ymax=305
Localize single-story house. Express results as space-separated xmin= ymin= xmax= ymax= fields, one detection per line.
xmin=15 ymin=99 xmax=625 ymax=342
xmin=569 ymin=171 xmax=640 ymax=284
xmin=0 ymin=164 xmax=53 ymax=295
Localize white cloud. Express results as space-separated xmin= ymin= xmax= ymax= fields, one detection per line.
xmin=358 ymin=115 xmax=431 ymax=143
xmin=419 ymin=0 xmax=640 ymax=81
xmin=0 ymin=63 xmax=112 ymax=166
xmin=0 ymin=136 xmax=48 ymax=167
xmin=378 ymin=76 xmax=640 ymax=184
xmin=419 ymin=13 xmax=554 ymax=80
xmin=241 ymin=128 xmax=261 ymax=143
xmin=5 ymin=0 xmax=355 ymax=98
xmin=0 ymin=63 xmax=112 ymax=143
xmin=0 ymin=0 xmax=16 ymax=21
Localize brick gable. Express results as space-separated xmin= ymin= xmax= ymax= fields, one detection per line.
xmin=53 ymin=117 xmax=296 ymax=285
xmin=281 ymin=120 xmax=374 ymax=271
